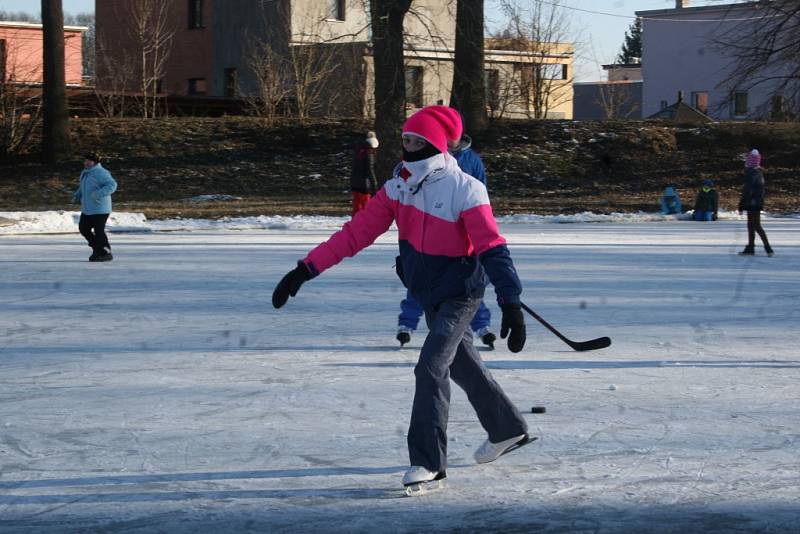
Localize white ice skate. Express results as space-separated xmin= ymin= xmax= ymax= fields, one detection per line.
xmin=474 ymin=433 xmax=533 ymax=464
xmin=402 ymin=466 xmax=446 ymax=496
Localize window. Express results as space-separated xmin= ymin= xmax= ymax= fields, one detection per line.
xmin=327 ymin=0 xmax=345 ymax=21
xmin=189 ymin=0 xmax=204 ymax=29
xmin=561 ymin=64 xmax=569 ymax=80
xmin=405 ymin=66 xmax=423 ymax=108
xmin=660 ymin=100 xmax=668 ymax=110
xmin=691 ymin=91 xmax=708 ymax=114
xmin=484 ymin=69 xmax=500 ymax=109
xmin=517 ymin=64 xmax=533 ymax=102
xmin=733 ymin=91 xmax=748 ymax=116
xmin=224 ymin=68 xmax=237 ymax=97
xmin=155 ymin=79 xmax=164 ymax=94
xmin=188 ymin=78 xmax=207 ymax=95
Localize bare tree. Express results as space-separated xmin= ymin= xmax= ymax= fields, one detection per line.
xmin=484 ymin=66 xmax=517 ymax=119
xmin=714 ymin=1 xmax=800 ymax=120
xmin=94 ymin=35 xmax=136 ymax=117
xmin=65 ymin=12 xmax=95 ymax=83
xmin=0 ymin=10 xmax=39 ymax=22
xmin=1 ymin=43 xmax=43 ymax=158
xmin=289 ymin=17 xmax=346 ymax=121
xmin=594 ymin=81 xmax=640 ymax=120
xmin=451 ymin=0 xmax=488 ymax=135
xmin=41 ymin=0 xmax=71 ymax=163
xmin=126 ymin=0 xmax=175 ymax=118
xmin=244 ymin=36 xmax=291 ymax=124
xmin=495 ymin=0 xmax=574 ymax=119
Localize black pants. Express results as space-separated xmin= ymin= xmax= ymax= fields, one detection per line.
xmin=79 ymin=213 xmax=111 ymax=253
xmin=746 ymin=210 xmax=771 ymax=249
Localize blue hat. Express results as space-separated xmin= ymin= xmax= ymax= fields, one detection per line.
xmin=702 ymin=179 xmax=713 ymax=187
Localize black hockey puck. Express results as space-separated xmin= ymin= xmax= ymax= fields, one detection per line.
xmin=531 ymin=406 xmax=546 ymax=414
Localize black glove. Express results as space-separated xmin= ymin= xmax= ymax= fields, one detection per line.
xmin=272 ymin=262 xmax=312 ymax=308
xmin=500 ymin=304 xmax=526 ymax=353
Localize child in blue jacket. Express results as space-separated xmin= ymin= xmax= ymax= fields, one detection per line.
xmin=73 ymin=153 xmax=117 ymax=262
xmin=660 ymin=186 xmax=683 ymax=215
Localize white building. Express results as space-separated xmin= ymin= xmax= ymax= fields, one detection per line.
xmin=637 ymin=0 xmax=795 ymax=120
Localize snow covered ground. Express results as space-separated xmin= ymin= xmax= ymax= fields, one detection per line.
xmin=1 ymin=213 xmax=799 ymax=532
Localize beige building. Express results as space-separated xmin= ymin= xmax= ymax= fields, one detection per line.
xmin=97 ymin=0 xmax=574 ymax=119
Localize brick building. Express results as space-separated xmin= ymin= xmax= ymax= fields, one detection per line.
xmin=0 ymin=21 xmax=86 ymax=85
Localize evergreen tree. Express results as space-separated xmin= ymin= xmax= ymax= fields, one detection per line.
xmin=617 ymin=17 xmax=642 ymax=64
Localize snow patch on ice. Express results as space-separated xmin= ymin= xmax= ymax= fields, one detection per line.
xmin=1 ymin=209 xmax=797 ymax=235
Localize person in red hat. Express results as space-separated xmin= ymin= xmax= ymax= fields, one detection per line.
xmin=272 ymin=105 xmax=531 ymax=491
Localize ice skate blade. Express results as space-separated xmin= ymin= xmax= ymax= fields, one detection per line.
xmin=404 ymin=479 xmax=446 ymax=496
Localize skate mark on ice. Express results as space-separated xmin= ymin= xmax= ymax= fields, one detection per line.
xmin=327 ymin=360 xmax=800 ymax=370
xmin=0 ymin=487 xmax=399 ymax=505
xmin=0 ymin=466 xmax=407 ymax=490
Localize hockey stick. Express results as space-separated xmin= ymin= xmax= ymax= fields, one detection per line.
xmin=521 ymin=302 xmax=611 ymax=352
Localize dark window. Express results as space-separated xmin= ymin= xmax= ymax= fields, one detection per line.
xmin=562 ymin=64 xmax=568 ymax=80
xmin=189 ymin=0 xmax=204 ymax=29
xmin=405 ymin=66 xmax=423 ymax=108
xmin=692 ymin=91 xmax=708 ymax=114
xmin=771 ymin=94 xmax=784 ymax=119
xmin=733 ymin=91 xmax=748 ymax=115
xmin=156 ymin=79 xmax=164 ymax=94
xmin=0 ymin=39 xmax=6 ymax=83
xmin=224 ymin=68 xmax=237 ymax=97
xmin=188 ymin=78 xmax=207 ymax=95
xmin=327 ymin=0 xmax=345 ymax=21
xmin=514 ymin=64 xmax=531 ymax=101
xmin=484 ymin=69 xmax=499 ymax=109
xmin=660 ymin=100 xmax=668 ymax=110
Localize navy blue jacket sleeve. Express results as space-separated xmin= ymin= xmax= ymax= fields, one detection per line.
xmin=479 ymin=244 xmax=522 ymax=307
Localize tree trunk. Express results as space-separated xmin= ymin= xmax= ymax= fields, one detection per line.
xmin=370 ymin=0 xmax=411 ymax=182
xmin=451 ymin=0 xmax=487 ymax=137
xmin=41 ymin=0 xmax=72 ymax=163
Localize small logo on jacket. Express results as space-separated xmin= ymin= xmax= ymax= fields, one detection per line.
xmin=434 ymin=202 xmax=443 ymax=209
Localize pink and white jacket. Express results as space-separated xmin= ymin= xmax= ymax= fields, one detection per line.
xmin=303 ymin=152 xmax=522 ymax=309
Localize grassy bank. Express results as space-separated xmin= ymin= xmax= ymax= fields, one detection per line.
xmin=1 ymin=117 xmax=798 ymax=218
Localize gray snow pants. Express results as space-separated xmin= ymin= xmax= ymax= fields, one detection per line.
xmin=407 ymin=296 xmax=528 ymax=472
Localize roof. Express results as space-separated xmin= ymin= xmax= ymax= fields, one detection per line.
xmin=636 ymin=1 xmax=760 ymax=17
xmin=0 ymin=21 xmax=88 ymax=32
xmin=647 ymin=100 xmax=712 ymax=123
xmin=602 ymin=63 xmax=642 ymax=70
xmin=573 ymin=80 xmax=642 ymax=86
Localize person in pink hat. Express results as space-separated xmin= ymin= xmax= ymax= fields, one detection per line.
xmin=738 ymin=148 xmax=774 ymax=256
xmin=272 ymin=105 xmax=531 ymax=492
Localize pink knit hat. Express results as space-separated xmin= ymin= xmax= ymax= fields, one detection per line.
xmin=745 ymin=149 xmax=761 ymax=168
xmin=402 ymin=106 xmax=463 ymax=154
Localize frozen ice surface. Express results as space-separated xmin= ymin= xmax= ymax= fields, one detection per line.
xmin=1 ymin=218 xmax=799 ymax=532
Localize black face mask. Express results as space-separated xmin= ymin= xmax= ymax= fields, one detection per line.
xmin=403 ymin=143 xmax=440 ymax=162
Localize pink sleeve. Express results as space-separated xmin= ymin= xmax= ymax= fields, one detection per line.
xmin=460 ymin=203 xmax=506 ymax=255
xmin=304 ymin=188 xmax=395 ymax=275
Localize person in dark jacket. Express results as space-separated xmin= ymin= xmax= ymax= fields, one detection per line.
xmin=72 ymin=153 xmax=117 ymax=262
xmin=693 ymin=178 xmax=719 ymax=221
xmin=350 ymin=131 xmax=378 ymax=217
xmin=272 ymin=106 xmax=530 ymax=490
xmin=738 ymin=149 xmax=774 ymax=256
xmin=396 ymin=133 xmax=495 ymax=349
